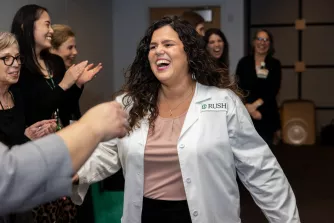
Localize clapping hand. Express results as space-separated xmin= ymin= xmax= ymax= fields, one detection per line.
xmin=76 ymin=63 xmax=103 ymax=88
xmin=59 ymin=60 xmax=88 ymax=90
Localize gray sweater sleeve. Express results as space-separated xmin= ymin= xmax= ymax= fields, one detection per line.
xmin=0 ymin=134 xmax=73 ymax=215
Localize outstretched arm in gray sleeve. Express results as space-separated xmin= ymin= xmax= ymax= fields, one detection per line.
xmin=0 ymin=135 xmax=72 ymax=215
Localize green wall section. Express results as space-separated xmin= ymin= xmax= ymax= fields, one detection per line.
xmin=91 ymin=183 xmax=124 ymax=223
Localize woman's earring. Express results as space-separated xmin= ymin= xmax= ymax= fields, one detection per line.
xmin=192 ymin=73 xmax=196 ymax=80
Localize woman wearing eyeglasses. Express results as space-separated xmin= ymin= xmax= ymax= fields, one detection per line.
xmin=235 ymin=29 xmax=282 ymax=147
xmin=0 ymin=32 xmax=57 ymax=147
xmin=0 ymin=32 xmax=59 ymax=223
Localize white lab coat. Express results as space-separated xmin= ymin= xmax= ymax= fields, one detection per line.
xmin=72 ymin=82 xmax=300 ymax=223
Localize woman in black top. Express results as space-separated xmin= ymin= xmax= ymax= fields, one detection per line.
xmin=50 ymin=24 xmax=102 ymax=122
xmin=0 ymin=31 xmax=56 ymax=149
xmin=50 ymin=24 xmax=102 ymax=223
xmin=235 ymin=29 xmax=282 ymax=146
xmin=0 ymin=32 xmax=57 ymax=223
xmin=11 ymin=4 xmax=95 ymax=223
xmin=0 ymin=87 xmax=55 ymax=147
xmin=17 ymin=53 xmax=83 ymax=127
xmin=11 ymin=5 xmax=89 ymax=130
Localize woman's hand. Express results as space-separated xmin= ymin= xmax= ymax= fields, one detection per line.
xmin=76 ymin=63 xmax=103 ymax=88
xmin=24 ymin=119 xmax=57 ymax=140
xmin=59 ymin=61 xmax=88 ymax=90
xmin=246 ymin=99 xmax=264 ymax=120
xmin=253 ymin=98 xmax=264 ymax=108
xmin=245 ymin=103 xmax=257 ymax=113
xmin=250 ymin=110 xmax=262 ymax=120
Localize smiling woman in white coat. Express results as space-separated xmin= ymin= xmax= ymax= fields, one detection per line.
xmin=72 ymin=16 xmax=300 ymax=223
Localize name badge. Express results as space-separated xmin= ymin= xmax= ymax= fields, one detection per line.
xmin=201 ymin=101 xmax=228 ymax=112
xmin=256 ymin=69 xmax=269 ymax=79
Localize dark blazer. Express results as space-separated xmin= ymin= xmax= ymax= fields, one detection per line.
xmin=0 ymin=87 xmax=33 ymax=223
xmin=235 ymin=55 xmax=282 ymax=134
xmin=16 ymin=54 xmax=82 ymax=127
xmin=0 ymin=87 xmax=28 ymax=148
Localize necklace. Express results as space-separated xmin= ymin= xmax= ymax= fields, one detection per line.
xmin=161 ymin=84 xmax=194 ymax=117
xmin=0 ymin=91 xmax=13 ymax=110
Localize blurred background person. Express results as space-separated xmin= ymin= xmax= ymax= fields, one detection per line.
xmin=204 ymin=28 xmax=229 ymax=70
xmin=181 ymin=11 xmax=205 ymax=36
xmin=51 ymin=24 xmax=102 ymax=74
xmin=49 ymin=24 xmax=81 ymax=125
xmin=50 ymin=24 xmax=78 ymax=69
xmin=50 ymin=23 xmax=102 ymax=122
xmin=50 ymin=23 xmax=102 ymax=223
xmin=235 ymin=29 xmax=282 ymax=147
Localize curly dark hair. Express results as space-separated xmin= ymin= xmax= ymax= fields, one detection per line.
xmin=118 ymin=16 xmax=242 ymax=131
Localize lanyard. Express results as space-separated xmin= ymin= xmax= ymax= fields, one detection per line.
xmin=46 ymin=75 xmax=56 ymax=90
xmin=46 ymin=69 xmax=62 ymax=131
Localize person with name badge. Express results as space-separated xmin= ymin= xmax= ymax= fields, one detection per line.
xmin=71 ymin=17 xmax=299 ymax=223
xmin=235 ymin=29 xmax=282 ymax=146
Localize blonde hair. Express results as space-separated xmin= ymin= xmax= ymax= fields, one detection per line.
xmin=0 ymin=32 xmax=19 ymax=51
xmin=51 ymin=24 xmax=75 ymax=49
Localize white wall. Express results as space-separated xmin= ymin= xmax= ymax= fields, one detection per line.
xmin=111 ymin=0 xmax=245 ymax=90
xmin=0 ymin=0 xmax=113 ymax=112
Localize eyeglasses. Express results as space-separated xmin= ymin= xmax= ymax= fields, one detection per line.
xmin=0 ymin=55 xmax=24 ymax=66
xmin=256 ymin=37 xmax=270 ymax=43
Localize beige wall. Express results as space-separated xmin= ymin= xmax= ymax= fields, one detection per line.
xmin=250 ymin=0 xmax=334 ymax=133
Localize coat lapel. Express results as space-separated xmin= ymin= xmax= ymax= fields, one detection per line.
xmin=138 ymin=117 xmax=149 ymax=147
xmin=135 ymin=82 xmax=212 ymax=143
xmin=179 ymin=82 xmax=211 ymax=139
